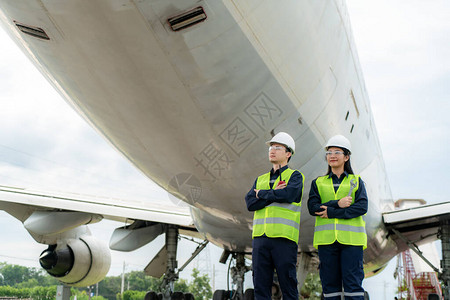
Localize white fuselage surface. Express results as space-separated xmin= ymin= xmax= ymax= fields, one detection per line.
xmin=0 ymin=0 xmax=398 ymax=274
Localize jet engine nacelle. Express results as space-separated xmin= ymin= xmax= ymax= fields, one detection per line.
xmin=39 ymin=235 xmax=111 ymax=287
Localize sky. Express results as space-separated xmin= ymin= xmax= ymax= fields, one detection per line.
xmin=0 ymin=0 xmax=449 ymax=298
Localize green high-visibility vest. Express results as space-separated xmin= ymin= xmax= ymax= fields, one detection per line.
xmin=313 ymin=174 xmax=367 ymax=249
xmin=252 ymin=168 xmax=304 ymax=244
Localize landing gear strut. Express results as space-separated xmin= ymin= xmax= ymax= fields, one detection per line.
xmin=230 ymin=253 xmax=251 ymax=298
xmin=145 ymin=225 xmax=208 ymax=300
xmin=160 ymin=225 xmax=179 ymax=299
xmin=439 ymin=218 xmax=450 ymax=299
xmin=213 ymin=252 xmax=253 ymax=300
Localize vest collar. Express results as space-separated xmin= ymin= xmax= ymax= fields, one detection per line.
xmin=270 ymin=165 xmax=289 ymax=176
xmin=327 ymin=170 xmax=349 ymax=180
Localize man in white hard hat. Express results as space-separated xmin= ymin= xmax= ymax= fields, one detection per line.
xmin=307 ymin=135 xmax=368 ymax=299
xmin=245 ymin=132 xmax=305 ymax=300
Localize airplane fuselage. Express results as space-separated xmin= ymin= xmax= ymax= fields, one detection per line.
xmin=0 ymin=0 xmax=399 ymax=275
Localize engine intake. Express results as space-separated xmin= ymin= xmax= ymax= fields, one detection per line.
xmin=39 ymin=235 xmax=110 ymax=287
xmin=40 ymin=245 xmax=74 ymax=276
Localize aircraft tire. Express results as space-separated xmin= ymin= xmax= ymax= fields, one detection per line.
xmin=144 ymin=291 xmax=158 ymax=300
xmin=212 ymin=290 xmax=227 ymax=300
xmin=184 ymin=292 xmax=195 ymax=300
xmin=244 ymin=288 xmax=254 ymax=300
xmin=171 ymin=292 xmax=185 ymax=300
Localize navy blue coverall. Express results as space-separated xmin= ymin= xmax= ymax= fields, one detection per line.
xmin=245 ymin=165 xmax=303 ymax=300
xmin=308 ymin=171 xmax=368 ymax=300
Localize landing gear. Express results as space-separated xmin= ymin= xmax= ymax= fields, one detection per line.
xmin=147 ymin=292 xmax=194 ymax=300
xmin=230 ymin=253 xmax=252 ymax=298
xmin=171 ymin=292 xmax=185 ymax=300
xmin=144 ymin=225 xmax=209 ymax=300
xmin=212 ymin=252 xmax=253 ymax=299
xmin=144 ymin=291 xmax=160 ymax=300
xmin=143 ymin=226 xmax=255 ymax=299
xmin=183 ymin=293 xmax=195 ymax=300
xmin=212 ymin=289 xmax=255 ymax=300
xmin=159 ymin=226 xmax=179 ymax=299
xmin=212 ymin=290 xmax=229 ymax=300
xmin=243 ymin=289 xmax=254 ymax=299
xmin=145 ymin=292 xmax=194 ymax=300
xmin=439 ymin=218 xmax=450 ymax=299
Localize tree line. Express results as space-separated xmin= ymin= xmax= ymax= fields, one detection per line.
xmin=0 ymin=262 xmax=212 ymax=300
xmin=0 ymin=261 xmax=329 ymax=299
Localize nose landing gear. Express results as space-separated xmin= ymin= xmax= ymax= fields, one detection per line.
xmin=212 ymin=252 xmax=253 ymax=300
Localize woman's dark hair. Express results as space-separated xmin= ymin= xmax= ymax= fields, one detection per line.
xmin=326 ymin=147 xmax=354 ymax=175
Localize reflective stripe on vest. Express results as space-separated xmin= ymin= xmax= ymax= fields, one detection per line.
xmin=267 ymin=202 xmax=302 ymax=212
xmin=313 ymin=174 xmax=367 ymax=249
xmin=253 ymin=217 xmax=300 ymax=229
xmin=252 ymin=168 xmax=304 ymax=244
xmin=314 ymin=224 xmax=366 ymax=233
xmin=323 ymin=292 xmax=343 ymax=298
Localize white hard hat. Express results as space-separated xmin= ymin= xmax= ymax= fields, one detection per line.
xmin=266 ymin=132 xmax=295 ymax=154
xmin=325 ymin=135 xmax=351 ymax=154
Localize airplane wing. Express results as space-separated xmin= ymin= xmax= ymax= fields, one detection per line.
xmin=0 ymin=185 xmax=194 ymax=227
xmin=0 ymin=185 xmax=199 ymax=286
xmin=383 ymin=201 xmax=450 ymax=261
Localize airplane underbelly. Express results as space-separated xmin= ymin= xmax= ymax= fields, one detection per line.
xmin=0 ymin=0 xmax=393 ymax=255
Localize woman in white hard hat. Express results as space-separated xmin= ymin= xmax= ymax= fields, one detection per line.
xmin=245 ymin=132 xmax=305 ymax=300
xmin=307 ymin=135 xmax=368 ymax=300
